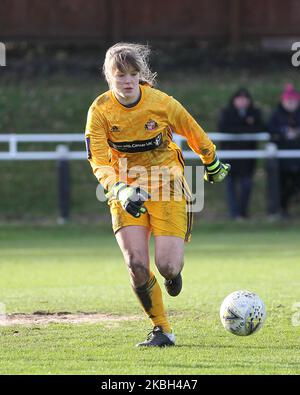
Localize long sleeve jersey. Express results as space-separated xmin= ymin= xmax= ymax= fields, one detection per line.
xmin=85 ymin=83 xmax=215 ymax=192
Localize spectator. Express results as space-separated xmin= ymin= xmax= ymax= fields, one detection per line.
xmin=268 ymin=84 xmax=300 ymax=218
xmin=218 ymin=88 xmax=264 ymax=220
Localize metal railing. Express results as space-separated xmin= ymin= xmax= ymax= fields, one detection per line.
xmin=1 ymin=132 xmax=300 ymax=160
xmin=0 ymin=133 xmax=84 ymax=160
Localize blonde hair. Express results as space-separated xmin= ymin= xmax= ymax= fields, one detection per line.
xmin=103 ymin=42 xmax=157 ymax=87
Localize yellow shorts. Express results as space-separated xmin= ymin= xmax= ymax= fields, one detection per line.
xmin=109 ymin=195 xmax=193 ymax=242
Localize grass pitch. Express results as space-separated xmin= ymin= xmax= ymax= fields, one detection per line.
xmin=0 ymin=223 xmax=299 ymax=375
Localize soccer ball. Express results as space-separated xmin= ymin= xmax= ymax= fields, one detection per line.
xmin=220 ymin=290 xmax=266 ymax=336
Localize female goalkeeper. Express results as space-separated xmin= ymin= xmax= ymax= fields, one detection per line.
xmin=85 ymin=43 xmax=230 ymax=347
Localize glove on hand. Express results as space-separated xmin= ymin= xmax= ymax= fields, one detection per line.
xmin=204 ymin=156 xmax=231 ymax=184
xmin=106 ymin=182 xmax=150 ymax=218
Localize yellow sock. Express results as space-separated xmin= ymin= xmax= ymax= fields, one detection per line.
xmin=133 ymin=271 xmax=171 ymax=333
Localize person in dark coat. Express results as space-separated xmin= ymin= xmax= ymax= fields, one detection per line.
xmin=218 ymin=88 xmax=264 ymax=219
xmin=268 ymin=84 xmax=300 ymax=217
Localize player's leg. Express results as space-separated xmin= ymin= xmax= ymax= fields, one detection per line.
xmin=148 ymin=186 xmax=192 ymax=297
xmin=154 ymin=235 xmax=184 ymax=297
xmin=115 ymin=225 xmax=174 ymax=346
xmin=115 ymin=225 xmax=151 ymax=287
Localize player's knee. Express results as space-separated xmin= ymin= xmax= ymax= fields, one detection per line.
xmin=156 ymin=261 xmax=181 ymax=280
xmin=124 ymin=252 xmax=149 ymax=285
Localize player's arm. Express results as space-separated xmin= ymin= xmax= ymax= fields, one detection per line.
xmin=85 ymin=105 xmax=117 ymax=191
xmin=167 ymin=97 xmax=230 ymax=183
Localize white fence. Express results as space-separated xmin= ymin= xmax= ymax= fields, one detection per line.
xmin=1 ymin=132 xmax=300 ymax=160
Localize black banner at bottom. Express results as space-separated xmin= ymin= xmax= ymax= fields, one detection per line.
xmin=0 ymin=374 xmax=287 ymax=392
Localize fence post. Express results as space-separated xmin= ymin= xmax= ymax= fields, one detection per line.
xmin=265 ymin=142 xmax=280 ymax=217
xmin=9 ymin=134 xmax=17 ymax=158
xmin=56 ymin=145 xmax=70 ymax=224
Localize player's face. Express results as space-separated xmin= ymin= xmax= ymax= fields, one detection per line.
xmin=111 ymin=65 xmax=140 ymax=105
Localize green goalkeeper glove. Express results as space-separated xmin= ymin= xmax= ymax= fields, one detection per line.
xmin=204 ymin=156 xmax=231 ymax=184
xmin=106 ymin=182 xmax=150 ymax=218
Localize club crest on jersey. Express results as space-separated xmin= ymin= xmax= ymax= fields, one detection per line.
xmin=110 ymin=125 xmax=120 ymax=132
xmin=144 ymin=119 xmax=158 ymax=131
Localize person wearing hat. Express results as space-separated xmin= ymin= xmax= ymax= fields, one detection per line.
xmin=218 ymin=88 xmax=264 ymax=220
xmin=268 ymin=84 xmax=300 ymax=217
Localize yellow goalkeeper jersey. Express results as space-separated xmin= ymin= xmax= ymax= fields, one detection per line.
xmin=85 ymin=83 xmax=215 ymax=192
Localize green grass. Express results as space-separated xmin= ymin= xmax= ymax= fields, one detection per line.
xmin=0 ymin=223 xmax=299 ymax=374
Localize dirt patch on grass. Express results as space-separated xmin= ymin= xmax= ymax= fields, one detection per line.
xmin=0 ymin=311 xmax=140 ymax=326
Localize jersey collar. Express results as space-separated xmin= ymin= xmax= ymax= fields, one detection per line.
xmin=110 ymin=85 xmax=145 ymax=111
